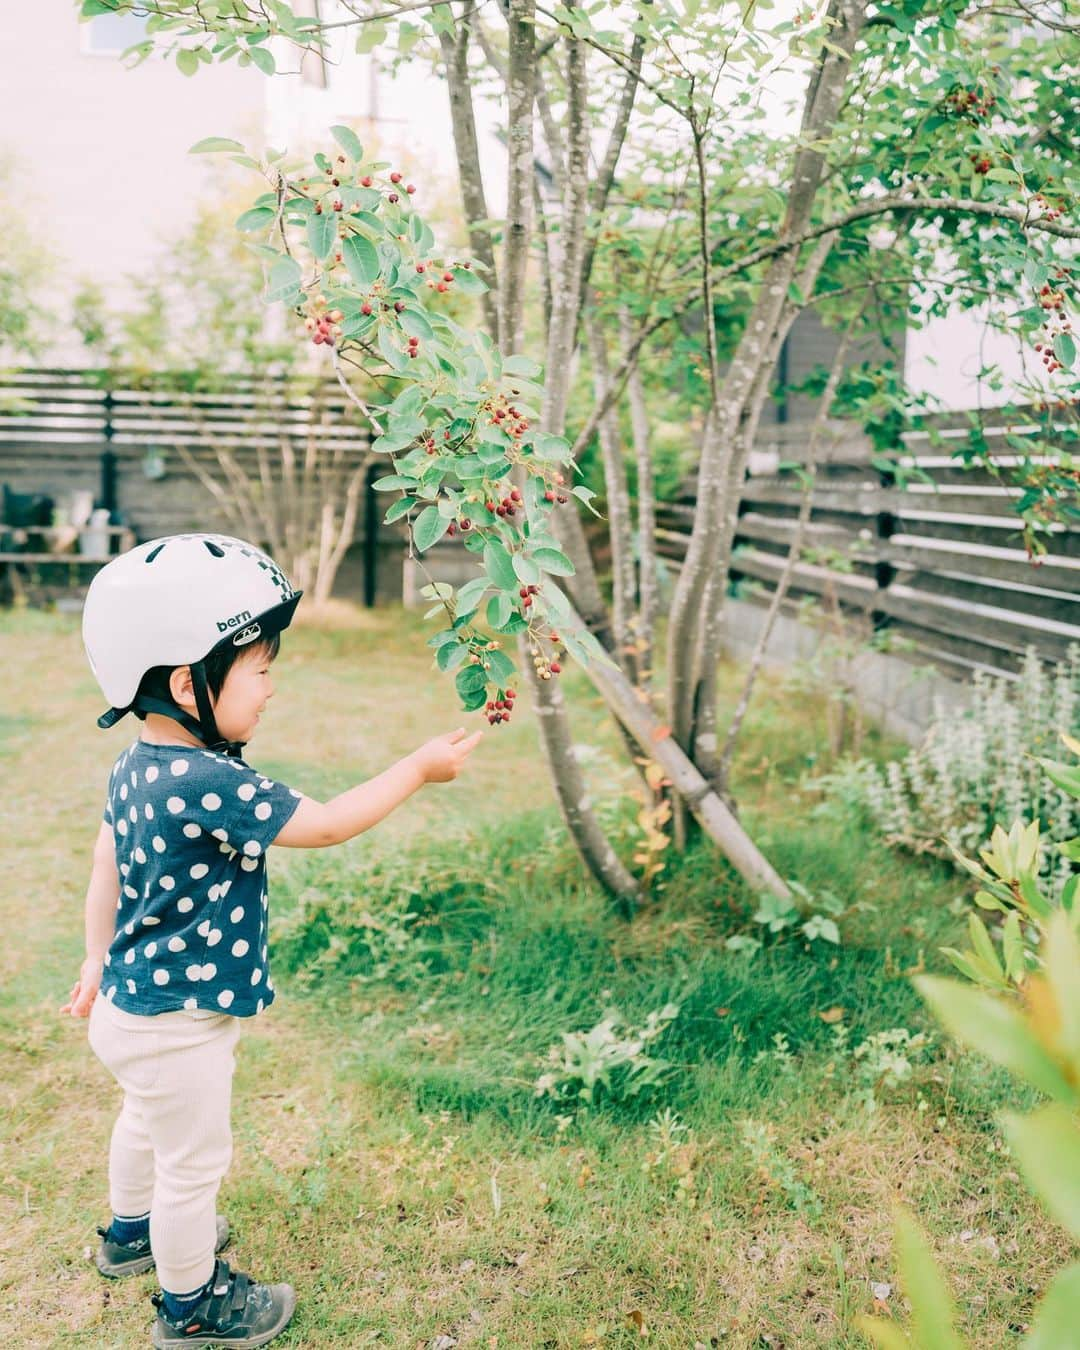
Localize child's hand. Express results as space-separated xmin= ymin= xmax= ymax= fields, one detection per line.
xmin=60 ymin=956 xmax=104 ymax=1018
xmin=413 ymin=727 xmax=483 ymax=784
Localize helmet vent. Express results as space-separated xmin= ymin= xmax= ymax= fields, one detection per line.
xmin=203 ymin=541 xmax=226 ymax=558
xmin=145 ymin=543 xmax=167 ymax=563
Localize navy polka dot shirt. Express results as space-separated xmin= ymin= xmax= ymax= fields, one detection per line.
xmin=100 ymin=740 xmax=301 ymax=1018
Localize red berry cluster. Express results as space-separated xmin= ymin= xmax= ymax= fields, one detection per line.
xmin=445 ymin=518 xmax=472 ymax=537
xmin=1031 ymin=265 xmax=1073 ymax=374
xmin=485 ymin=688 xmax=516 ymax=725
xmin=1032 ymin=188 xmax=1067 ymax=223
xmin=486 ymin=487 xmax=522 ymax=518
xmin=946 ymin=86 xmax=996 ymax=120
xmin=425 ymin=269 xmax=457 ymax=295
xmin=486 ymin=392 xmax=530 ymax=440
xmin=531 ymin=637 xmax=564 ymax=681
xmin=969 ymin=152 xmax=992 ymax=175
xmin=407 ymin=334 xmax=421 ymax=359
xmin=519 ymin=583 xmax=539 ymax=610
xmin=304 ymin=296 xmax=343 ymax=346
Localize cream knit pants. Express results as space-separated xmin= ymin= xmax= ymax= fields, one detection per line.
xmin=88 ymin=995 xmax=241 ymax=1294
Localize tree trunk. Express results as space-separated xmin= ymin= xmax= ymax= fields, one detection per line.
xmin=495 ymin=22 xmax=641 ymax=904
xmin=439 ymin=2 xmax=500 ymax=342
xmin=667 ymin=0 xmax=868 ymax=835
xmin=585 ymin=305 xmax=638 ymax=683
xmin=620 ymin=307 xmax=658 ymax=689
xmin=713 ymin=306 xmax=861 ymax=795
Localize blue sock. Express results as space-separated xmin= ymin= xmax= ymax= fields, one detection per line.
xmin=162 ymin=1276 xmax=214 ymax=1322
xmin=108 ymin=1211 xmax=150 ymax=1245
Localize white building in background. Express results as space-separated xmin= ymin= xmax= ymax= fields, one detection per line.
xmin=0 ymin=1 xmax=1048 ymax=409
xmin=0 ymin=1 xmax=501 ymax=307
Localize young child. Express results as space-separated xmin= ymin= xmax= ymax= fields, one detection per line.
xmin=62 ymin=532 xmax=482 ymax=1348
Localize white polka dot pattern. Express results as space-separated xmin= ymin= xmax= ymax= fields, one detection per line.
xmin=100 ymin=742 xmax=300 ymax=1019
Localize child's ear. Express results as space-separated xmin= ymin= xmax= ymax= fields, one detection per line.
xmin=168 ymin=665 xmax=198 ymax=713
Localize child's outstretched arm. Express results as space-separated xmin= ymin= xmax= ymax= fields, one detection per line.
xmin=275 ymin=727 xmax=483 ymax=849
xmin=60 ymin=820 xmax=119 ymax=1017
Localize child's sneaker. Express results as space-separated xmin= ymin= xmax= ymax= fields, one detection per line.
xmin=95 ymin=1215 xmax=230 ymax=1279
xmin=150 ymin=1258 xmax=296 ymax=1348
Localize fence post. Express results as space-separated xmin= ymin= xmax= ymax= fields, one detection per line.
xmin=100 ymin=381 xmax=117 ymax=521
xmin=872 ymin=446 xmax=898 ymax=635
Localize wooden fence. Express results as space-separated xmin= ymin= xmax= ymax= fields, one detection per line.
xmin=655 ymin=409 xmax=1080 ymax=679
xmin=3 ymin=371 xmax=1078 ymax=677
xmin=0 ymin=367 xmax=410 ymax=603
xmin=0 ymin=366 xmax=373 ymax=539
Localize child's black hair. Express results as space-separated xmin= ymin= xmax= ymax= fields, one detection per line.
xmin=135 ymin=632 xmax=280 ymax=710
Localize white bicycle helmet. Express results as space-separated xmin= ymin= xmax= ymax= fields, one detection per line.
xmin=83 ymin=533 xmax=302 ymax=753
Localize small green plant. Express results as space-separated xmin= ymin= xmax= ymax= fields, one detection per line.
xmin=725 ymin=878 xmax=851 ymax=954
xmin=850 ymin=1027 xmax=932 ymax=1114
xmin=863 ymin=732 xmax=1080 ymax=1347
xmin=813 ymin=646 xmax=1080 ymax=903
xmin=533 ymin=1002 xmax=681 ymax=1108
xmin=740 ymin=1119 xmax=823 ymax=1220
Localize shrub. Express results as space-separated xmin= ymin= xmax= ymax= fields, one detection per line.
xmin=862 ymin=732 xmax=1080 ymax=1347
xmin=812 ymin=644 xmax=1079 ymax=901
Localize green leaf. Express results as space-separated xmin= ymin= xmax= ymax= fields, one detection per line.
xmin=1002 ymin=1105 xmax=1080 ymax=1242
xmin=455 ymin=664 xmax=488 ymax=697
xmin=858 ymin=1316 xmax=910 ymax=1350
xmin=532 ymin=547 xmax=575 ymax=577
xmin=503 ymin=354 xmax=542 ymax=377
xmin=377 ymin=325 xmax=408 ymax=372
xmin=330 ymin=124 xmax=364 ymax=161
xmin=455 ymin=576 xmax=489 ymax=615
xmin=235 ymin=207 xmax=275 ymax=232
xmin=891 ymin=1208 xmax=965 ymax=1350
xmin=355 ymin=20 xmax=387 ymax=53
xmin=249 ymin=44 xmax=275 ymax=74
xmin=1039 ymin=758 xmax=1080 ymax=798
xmin=371 ymin=474 xmax=418 ymax=492
xmin=1045 ymin=912 xmax=1080 ymax=1065
xmin=343 ymin=233 xmax=381 ymax=287
xmin=483 ymin=540 xmax=517 ymax=592
xmin=437 ymin=640 xmax=469 ymax=672
xmin=487 ymin=593 xmax=513 ymax=629
xmin=307 ymin=211 xmax=337 ymax=261
xmin=412 ymin=505 xmax=449 ymax=552
xmin=177 ymin=48 xmax=199 ymax=76
xmin=487 ymin=649 xmax=516 ymax=684
xmin=512 ymin=554 xmax=541 ymax=586
xmin=450 ymin=266 xmax=488 ymax=293
xmin=400 ymin=309 xmax=435 ymax=341
xmin=383 ymin=496 xmax=413 ymax=524
xmin=265 ymin=256 xmax=302 ymax=303
xmin=1023 ymin=1261 xmax=1080 ymax=1349
xmin=531 ymin=432 xmax=571 ymax=461
xmin=1053 ymin=332 xmax=1076 ymax=370
xmin=916 ymin=975 xmax=1075 ymax=1104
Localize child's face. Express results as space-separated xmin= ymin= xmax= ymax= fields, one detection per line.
xmin=212 ymin=644 xmax=277 ymax=744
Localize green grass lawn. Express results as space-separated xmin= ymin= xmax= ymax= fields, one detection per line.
xmin=0 ymin=603 xmax=1064 ymax=1347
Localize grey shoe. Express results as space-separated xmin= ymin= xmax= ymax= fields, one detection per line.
xmin=150 ymin=1258 xmax=297 ymax=1348
xmin=95 ymin=1215 xmax=230 ymax=1279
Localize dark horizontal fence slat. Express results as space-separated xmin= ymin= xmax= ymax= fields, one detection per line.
xmin=0 ymin=367 xmax=374 ymax=554
xmin=667 ymin=400 xmax=1079 ymax=679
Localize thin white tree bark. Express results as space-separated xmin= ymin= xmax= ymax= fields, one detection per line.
xmin=713 ymin=302 xmax=863 ymax=794
xmin=439 ymin=2 xmax=500 ymax=342
xmin=619 ymin=308 xmax=658 ymax=689
xmin=585 ymin=304 xmax=638 ymax=683
xmin=666 ymin=0 xmax=869 ymax=829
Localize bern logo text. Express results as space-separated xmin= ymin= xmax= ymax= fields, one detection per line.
xmin=217 ymin=609 xmax=252 ymax=633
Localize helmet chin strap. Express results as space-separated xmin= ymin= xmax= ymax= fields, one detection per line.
xmin=188 ymin=661 xmax=245 ymax=757
xmin=98 ymin=660 xmax=245 ymax=758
